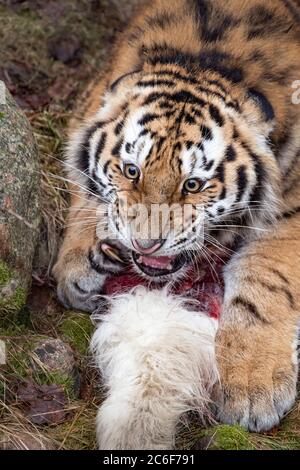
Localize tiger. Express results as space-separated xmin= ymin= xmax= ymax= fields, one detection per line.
xmin=53 ymin=0 xmax=300 ymax=443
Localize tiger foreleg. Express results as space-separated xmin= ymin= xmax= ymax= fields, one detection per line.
xmin=214 ymin=218 xmax=300 ymax=431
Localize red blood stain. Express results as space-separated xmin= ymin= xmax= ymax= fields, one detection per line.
xmin=103 ymin=255 xmax=227 ymax=320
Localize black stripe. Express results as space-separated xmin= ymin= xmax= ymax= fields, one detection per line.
xmin=198 ymin=49 xmax=244 ymax=83
xmin=95 ymin=132 xmax=107 ymax=157
xmin=209 ymin=104 xmax=224 ymax=127
xmin=92 ymin=170 xmax=106 ymax=190
xmin=184 ymin=113 xmax=196 ymax=125
xmin=173 ymin=142 xmax=182 ymax=153
xmin=185 ymin=140 xmax=194 ymax=150
xmin=244 ymin=148 xmax=267 ymax=205
xmin=203 ymin=78 xmax=229 ymax=97
xmin=137 ymin=79 xmax=176 ymax=88
xmin=114 ymin=121 xmax=124 ymax=136
xmin=244 ymin=276 xmax=295 ymax=309
xmin=138 ymin=113 xmax=160 ymax=126
xmin=146 ymin=47 xmax=199 ymax=68
xmin=196 ymin=85 xmax=226 ymax=101
xmin=236 ymin=165 xmax=248 ymax=202
xmin=215 ymin=162 xmax=225 ymax=183
xmin=219 ymin=187 xmax=227 ymax=200
xmin=159 ymin=100 xmax=176 ymax=110
xmin=154 ymin=69 xmax=230 ymax=97
xmin=146 ymin=12 xmax=177 ymax=29
xmin=192 ymin=108 xmax=203 ymax=118
xmin=226 ymin=145 xmax=236 ymax=161
xmin=103 ymin=160 xmax=110 ymax=175
xmin=193 ymin=0 xmax=210 ymax=27
xmin=266 ymin=283 xmax=295 ymax=308
xmin=76 ymin=121 xmax=104 ymax=174
xmin=232 ymin=296 xmax=268 ymax=324
xmin=246 ymin=5 xmax=290 ymax=39
xmin=156 ymin=136 xmax=166 ymax=154
xmin=138 ymin=129 xmax=149 ymax=138
xmin=143 ymin=90 xmax=206 ymax=108
xmin=205 ymin=160 xmax=214 ymax=171
xmin=202 ymin=16 xmax=240 ymax=43
xmin=154 ymin=69 xmax=200 ymax=86
xmin=111 ymin=138 xmax=124 ymax=157
xmin=201 ymin=125 xmax=213 ymax=140
xmin=193 ymin=0 xmax=240 ymax=42
xmin=269 ymin=268 xmax=290 ymax=285
xmin=125 ymin=142 xmax=133 ymax=154
xmin=147 ymin=45 xmax=244 ymax=84
xmin=280 ymin=206 xmax=300 ymax=219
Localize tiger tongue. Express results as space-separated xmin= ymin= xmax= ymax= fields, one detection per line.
xmin=138 ymin=255 xmax=176 ymax=270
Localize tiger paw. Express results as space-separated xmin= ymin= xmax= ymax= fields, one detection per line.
xmin=214 ymin=326 xmax=298 ymax=432
xmin=53 ymin=240 xmax=128 ymax=313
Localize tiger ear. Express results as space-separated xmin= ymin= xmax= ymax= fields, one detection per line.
xmin=247 ymin=88 xmax=275 ymax=122
xmin=110 ymin=70 xmax=142 ymax=91
xmin=246 ymin=88 xmax=275 ymax=136
xmin=97 ymin=70 xmax=142 ymax=121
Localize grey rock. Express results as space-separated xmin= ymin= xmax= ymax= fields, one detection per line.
xmin=31 ymin=337 xmax=76 ymax=376
xmin=30 ymin=337 xmax=80 ymax=398
xmin=0 ymin=81 xmax=40 ymax=314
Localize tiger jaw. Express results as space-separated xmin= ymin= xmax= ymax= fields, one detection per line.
xmin=131 ymin=251 xmax=187 ymax=277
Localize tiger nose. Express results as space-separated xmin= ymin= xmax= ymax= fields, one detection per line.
xmin=132 ymin=239 xmax=164 ymax=255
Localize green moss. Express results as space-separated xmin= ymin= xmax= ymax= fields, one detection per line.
xmin=0 ymin=261 xmax=11 ymax=286
xmin=0 ymin=261 xmax=27 ymax=315
xmin=0 ymin=286 xmax=27 ymax=315
xmin=0 ymin=112 xmax=5 ymax=121
xmin=59 ymin=313 xmax=94 ymax=355
xmin=200 ymin=425 xmax=256 ymax=450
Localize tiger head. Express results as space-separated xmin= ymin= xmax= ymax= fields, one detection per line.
xmin=68 ymin=64 xmax=281 ymax=279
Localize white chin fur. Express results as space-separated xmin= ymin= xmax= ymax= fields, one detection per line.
xmin=91 ymin=286 xmax=218 ymax=450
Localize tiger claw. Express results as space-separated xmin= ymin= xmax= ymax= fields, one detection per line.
xmin=101 ymin=243 xmax=127 ymax=264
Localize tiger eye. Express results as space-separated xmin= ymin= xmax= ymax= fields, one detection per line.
xmin=183 ymin=178 xmax=204 ymax=194
xmin=123 ymin=163 xmax=140 ymax=181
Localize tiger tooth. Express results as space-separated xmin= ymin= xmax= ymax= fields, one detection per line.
xmin=101 ymin=244 xmax=126 ymax=264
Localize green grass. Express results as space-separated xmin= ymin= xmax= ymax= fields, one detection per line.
xmin=59 ymin=313 xmax=94 ymax=356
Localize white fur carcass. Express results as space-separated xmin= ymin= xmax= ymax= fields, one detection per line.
xmin=91 ymin=287 xmax=218 ymax=450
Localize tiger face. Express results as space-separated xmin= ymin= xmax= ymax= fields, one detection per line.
xmin=69 ymin=67 xmax=280 ymax=278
